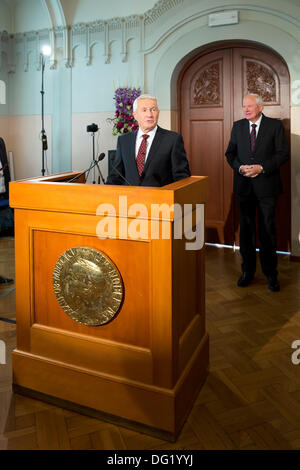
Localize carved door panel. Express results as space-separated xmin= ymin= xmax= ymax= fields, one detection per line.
xmin=179 ymin=44 xmax=290 ymax=251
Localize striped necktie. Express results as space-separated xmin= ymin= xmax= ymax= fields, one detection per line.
xmin=250 ymin=123 xmax=257 ymax=152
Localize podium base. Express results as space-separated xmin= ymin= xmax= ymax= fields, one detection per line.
xmin=12 ymin=333 xmax=209 ymax=442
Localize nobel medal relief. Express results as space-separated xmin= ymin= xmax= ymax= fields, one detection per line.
xmin=53 ymin=247 xmax=123 ymax=326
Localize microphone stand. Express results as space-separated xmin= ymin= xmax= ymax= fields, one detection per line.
xmin=40 ymin=54 xmax=48 ymax=176
xmin=86 ymin=153 xmax=106 ymax=184
xmin=108 ymin=163 xmax=132 ymax=186
xmin=68 ymin=158 xmax=100 ymax=183
xmin=94 ymin=159 xmax=106 ymax=184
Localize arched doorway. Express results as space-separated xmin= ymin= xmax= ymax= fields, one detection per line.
xmin=178 ymin=41 xmax=290 ymax=251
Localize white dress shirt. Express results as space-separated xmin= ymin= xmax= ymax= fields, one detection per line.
xmin=135 ymin=126 xmax=158 ymax=163
xmin=248 ymin=114 xmax=263 ymax=136
xmin=239 ymin=114 xmax=264 ymax=174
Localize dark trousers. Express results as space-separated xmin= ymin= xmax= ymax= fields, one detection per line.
xmin=237 ymin=192 xmax=278 ymax=278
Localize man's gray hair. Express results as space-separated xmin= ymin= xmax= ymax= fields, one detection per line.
xmin=244 ymin=93 xmax=264 ymax=105
xmin=133 ymin=94 xmax=158 ymax=112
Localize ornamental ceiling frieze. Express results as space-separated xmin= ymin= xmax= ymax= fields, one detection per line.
xmin=0 ymin=0 xmax=183 ymax=71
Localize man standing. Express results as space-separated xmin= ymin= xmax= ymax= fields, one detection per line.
xmin=225 ymin=94 xmax=289 ymax=292
xmin=106 ymin=94 xmax=191 ymax=187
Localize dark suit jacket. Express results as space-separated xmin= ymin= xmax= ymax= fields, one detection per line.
xmin=106 ymin=126 xmax=191 ymax=187
xmin=225 ymin=114 xmax=289 ymax=198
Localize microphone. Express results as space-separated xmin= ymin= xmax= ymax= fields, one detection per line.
xmin=67 ymin=159 xmax=99 ymax=183
xmin=67 ymin=153 xmax=107 ymax=184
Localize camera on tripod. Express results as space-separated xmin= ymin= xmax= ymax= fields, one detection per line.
xmin=86 ymin=123 xmax=99 ymax=133
xmin=85 ymin=123 xmax=105 ymax=185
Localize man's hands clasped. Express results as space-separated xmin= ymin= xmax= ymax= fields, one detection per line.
xmin=239 ymin=164 xmax=263 ymax=178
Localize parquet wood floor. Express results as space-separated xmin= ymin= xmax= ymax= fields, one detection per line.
xmin=0 ymin=237 xmax=300 ymax=450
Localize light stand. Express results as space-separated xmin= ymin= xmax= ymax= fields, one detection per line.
xmin=40 ymin=46 xmax=51 ymax=176
xmin=91 ymin=131 xmax=97 ymax=184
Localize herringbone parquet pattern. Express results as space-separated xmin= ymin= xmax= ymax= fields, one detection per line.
xmin=1 ymin=238 xmax=300 ymax=450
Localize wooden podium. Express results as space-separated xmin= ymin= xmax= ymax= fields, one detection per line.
xmin=10 ymin=173 xmax=209 ymax=441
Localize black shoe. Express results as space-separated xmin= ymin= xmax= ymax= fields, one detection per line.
xmin=0 ymin=275 xmax=14 ymax=288
xmin=268 ymin=276 xmax=280 ymax=292
xmin=237 ymin=272 xmax=254 ymax=287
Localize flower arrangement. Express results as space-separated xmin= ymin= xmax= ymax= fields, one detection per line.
xmin=110 ymin=86 xmax=141 ymax=136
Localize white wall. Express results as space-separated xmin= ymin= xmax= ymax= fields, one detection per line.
xmin=6 ymin=115 xmax=52 ymax=178
xmin=0 ymin=1 xmax=11 ymax=32
xmin=0 ymin=80 xmax=5 ymax=104
xmin=13 ymin=0 xmax=50 ymax=33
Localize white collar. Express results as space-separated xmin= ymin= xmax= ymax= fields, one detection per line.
xmin=137 ymin=126 xmax=158 ymax=139
xmin=248 ymin=114 xmax=263 ymax=127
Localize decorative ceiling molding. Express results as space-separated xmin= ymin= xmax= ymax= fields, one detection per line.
xmin=70 ymin=15 xmax=141 ymax=34
xmin=144 ymin=0 xmax=183 ymax=25
xmin=8 ymin=0 xmax=181 ymax=36
xmin=3 ymin=1 xmax=300 ymax=72
xmin=142 ymin=3 xmax=300 ymax=54
xmin=0 ymin=31 xmax=14 ymax=73
xmin=5 ymin=1 xmax=300 ymax=37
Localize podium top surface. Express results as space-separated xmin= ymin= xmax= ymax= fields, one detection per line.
xmin=9 ymin=172 xmax=208 ymax=218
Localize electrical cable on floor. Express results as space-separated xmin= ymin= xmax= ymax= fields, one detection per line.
xmin=205 ymin=242 xmax=291 ymax=255
xmin=0 ymin=287 xmax=16 ymax=298
xmin=0 ymin=316 xmax=16 ymax=324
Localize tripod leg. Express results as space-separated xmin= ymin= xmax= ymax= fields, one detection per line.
xmin=93 ymin=164 xmax=96 ymax=184
xmin=94 ymin=162 xmax=106 ymax=184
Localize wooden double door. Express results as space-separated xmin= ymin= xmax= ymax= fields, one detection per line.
xmin=179 ymin=43 xmax=290 ymax=251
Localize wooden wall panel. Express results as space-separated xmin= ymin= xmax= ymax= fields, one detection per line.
xmin=190 ymin=120 xmax=223 ymax=221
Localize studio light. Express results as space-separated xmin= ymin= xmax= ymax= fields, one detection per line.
xmin=42 ymin=45 xmax=51 ymax=57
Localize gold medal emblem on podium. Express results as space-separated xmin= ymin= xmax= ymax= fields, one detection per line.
xmin=53 ymin=247 xmax=123 ymax=326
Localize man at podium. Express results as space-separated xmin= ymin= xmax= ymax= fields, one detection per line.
xmin=106 ymin=94 xmax=191 ymax=187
